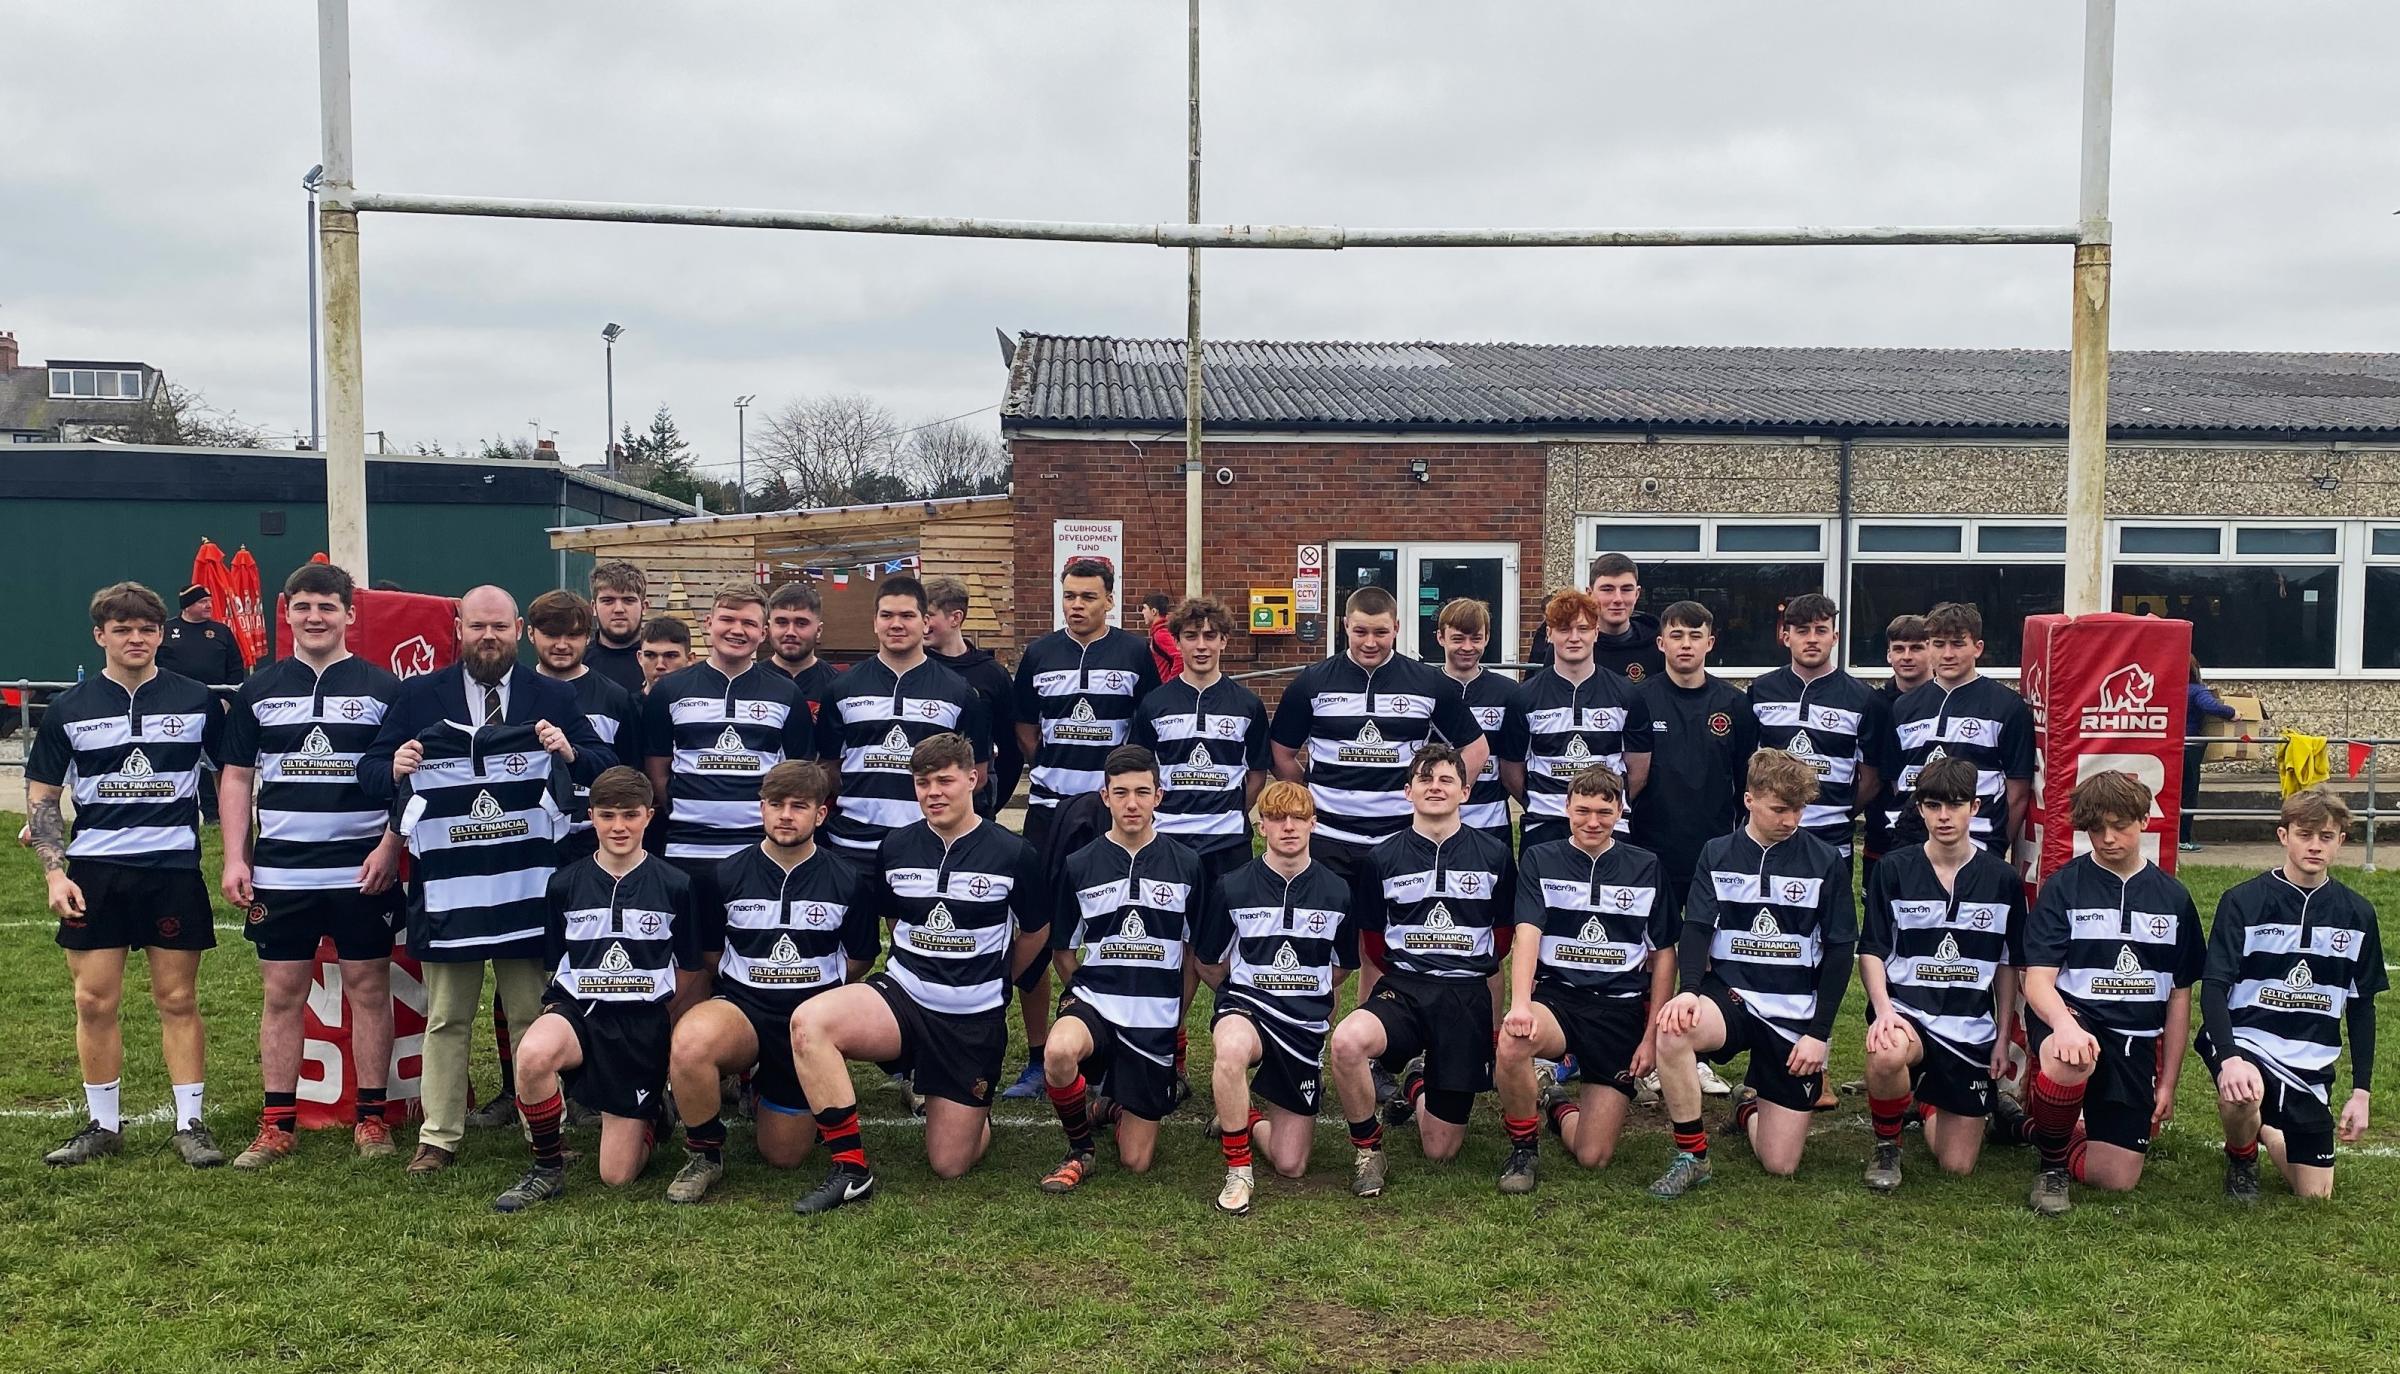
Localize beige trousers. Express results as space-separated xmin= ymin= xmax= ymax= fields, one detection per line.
xmin=416 ymin=957 xmax=546 ymax=1152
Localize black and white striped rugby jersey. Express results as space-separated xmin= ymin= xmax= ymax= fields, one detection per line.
xmin=1499 ymin=665 xmax=1649 ymax=834
xmin=1130 ymin=675 xmax=1271 ymax=857
xmin=1196 ymin=858 xmax=1357 ymax=1059
xmin=1057 ymin=833 xmax=1206 ymax=1065
xmin=1686 ymin=827 xmax=1856 ymax=1044
xmin=1860 ymin=844 xmax=2027 ymax=1063
xmin=713 ymin=841 xmax=878 ymax=1019
xmin=1015 ymin=627 xmax=1158 ymax=812
xmin=26 ymin=668 xmax=219 ymax=869
xmin=2205 ymin=870 xmax=2388 ymax=1103
xmin=1882 ymin=675 xmax=2033 ymax=856
xmin=1268 ymin=653 xmax=1481 ymax=849
xmin=876 ymin=819 xmax=1048 ymax=1016
xmin=1747 ymin=666 xmax=1888 ymax=855
xmin=1355 ymin=823 xmax=1515 ymax=980
xmin=558 ymin=670 xmax=641 ymax=848
xmin=817 ymin=655 xmax=991 ymax=855
xmin=2023 ymin=854 xmax=2203 ymax=1039
xmin=643 ymin=661 xmax=813 ymax=861
xmin=543 ymin=854 xmax=700 ymax=1005
xmin=222 ymin=655 xmax=401 ymax=891
xmin=396 ymin=721 xmax=566 ymax=962
xmin=1514 ymin=837 xmax=1672 ymax=1000
xmin=1445 ymin=666 xmax=1517 ymax=842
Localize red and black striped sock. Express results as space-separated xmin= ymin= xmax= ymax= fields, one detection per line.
xmin=1869 ymin=1093 xmax=1912 ymax=1144
xmin=1348 ymin=1116 xmax=1384 ymax=1153
xmin=684 ymin=1114 xmax=727 ymax=1162
xmin=1544 ymin=1095 xmax=1578 ymax=1138
xmin=1672 ymin=1117 xmax=1708 ymax=1159
xmin=1221 ymin=1121 xmax=1253 ymax=1169
xmin=2225 ymin=1138 xmax=2259 ymax=1164
xmin=1174 ymin=1026 xmax=1189 ymax=1078
xmin=1048 ymin=1075 xmax=1096 ymax=1156
xmin=1401 ymin=1066 xmax=1427 ymax=1111
xmin=2066 ymin=1126 xmax=2090 ymax=1182
xmin=261 ymin=1090 xmax=298 ymax=1137
xmin=354 ymin=1086 xmax=386 ymax=1125
xmin=520 ymin=1090 xmax=567 ymax=1169
xmin=1504 ymin=1113 xmax=1540 ymax=1151
xmin=2026 ymin=1070 xmax=2087 ymax=1173
xmin=1732 ymin=1096 xmax=1761 ymax=1136
xmin=815 ymin=1102 xmax=868 ymax=1172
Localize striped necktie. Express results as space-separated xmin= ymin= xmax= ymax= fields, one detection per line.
xmin=481 ymin=682 xmax=503 ymax=726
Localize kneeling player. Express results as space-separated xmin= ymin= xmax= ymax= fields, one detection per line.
xmin=1649 ymin=749 xmax=1855 ymax=1197
xmin=495 ymin=769 xmax=700 ymax=1211
xmin=2020 ymin=770 xmax=2203 ymax=1215
xmin=2199 ymin=788 xmax=2383 ymax=1202
xmin=1196 ymin=780 xmax=1357 ymax=1214
xmin=786 ymin=734 xmax=1051 ymax=1213
xmin=1041 ymin=746 xmax=1207 ymax=1192
xmin=1495 ymin=766 xmax=1671 ymax=1194
xmin=663 ymin=760 xmax=875 ymax=1203
xmin=1327 ymin=744 xmax=1516 ymax=1198
xmin=1856 ymin=756 xmax=2026 ymax=1191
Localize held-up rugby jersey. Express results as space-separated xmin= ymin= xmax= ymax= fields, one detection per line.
xmin=26 ymin=668 xmax=220 ymax=869
xmin=2023 ymin=855 xmax=2203 ymax=1039
xmin=1883 ymin=676 xmax=2034 ymax=855
xmin=644 ymin=662 xmax=812 ymax=861
xmin=1354 ymin=824 xmax=1515 ymax=980
xmin=396 ymin=722 xmax=566 ymax=962
xmin=714 ymin=842 xmax=878 ymax=1019
xmin=2204 ymin=871 xmax=2387 ymax=1102
xmin=1514 ymin=837 xmax=1672 ymax=1000
xmin=222 ymin=655 xmax=399 ymax=890
xmin=877 ymin=819 xmax=1048 ymax=1016
xmin=1196 ymin=859 xmax=1357 ymax=1062
xmin=1058 ymin=834 xmax=1205 ymax=1065
xmin=1747 ymin=666 xmax=1886 ymax=855
xmin=818 ymin=656 xmax=991 ymax=854
xmin=1131 ymin=675 xmax=1271 ymax=856
xmin=1015 ymin=627 xmax=1158 ymax=811
xmin=1860 ymin=844 xmax=2027 ymax=1064
xmin=1269 ymin=654 xmax=1480 ymax=848
xmin=1500 ymin=665 xmax=1650 ymax=832
xmin=543 ymin=855 xmax=700 ymax=1005
xmin=561 ymin=670 xmax=642 ymax=847
xmin=1684 ymin=827 xmax=1856 ymax=1044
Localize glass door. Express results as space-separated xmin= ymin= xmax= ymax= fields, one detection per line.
xmin=1405 ymin=543 xmax=1517 ymax=663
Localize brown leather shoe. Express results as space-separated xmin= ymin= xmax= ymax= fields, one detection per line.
xmin=406 ymin=1143 xmax=457 ymax=1176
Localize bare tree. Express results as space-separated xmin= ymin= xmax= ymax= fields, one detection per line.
xmin=84 ymin=382 xmax=265 ymax=448
xmin=754 ymin=392 xmax=906 ymax=508
xmin=901 ymin=419 xmax=1007 ymax=498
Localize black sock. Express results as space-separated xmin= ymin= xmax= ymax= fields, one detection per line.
xmin=815 ymin=1103 xmax=868 ymax=1172
xmin=685 ymin=1115 xmax=727 ymax=1161
xmin=354 ymin=1086 xmax=386 ymax=1124
xmin=522 ymin=1091 xmax=567 ymax=1169
xmin=1348 ymin=1115 xmax=1384 ymax=1152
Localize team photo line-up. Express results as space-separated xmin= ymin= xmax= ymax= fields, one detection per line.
xmin=23 ymin=551 xmax=2381 ymax=1220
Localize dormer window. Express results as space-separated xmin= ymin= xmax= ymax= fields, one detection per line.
xmin=48 ymin=369 xmax=146 ymax=400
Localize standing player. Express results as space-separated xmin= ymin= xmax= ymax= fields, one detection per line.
xmin=1860 ymin=614 xmax=1931 ymax=882
xmin=527 ymin=590 xmax=642 ymax=865
xmin=2018 ymin=771 xmax=2203 ymax=1215
xmin=2200 ymin=788 xmax=2384 ymax=1202
xmin=637 ymin=617 xmax=691 ymax=695
xmin=1500 ymin=589 xmax=1651 ymax=855
xmin=818 ymin=576 xmax=993 ymax=859
xmin=583 ymin=561 xmax=651 ymax=695
xmin=663 ymin=761 xmax=877 ymax=1204
xmin=924 ymin=575 xmax=1023 ymax=819
xmin=764 ymin=581 xmax=838 ymax=705
xmin=30 ymin=583 xmax=226 ymax=1168
xmin=1495 ymin=768 xmax=1672 ymax=1193
xmin=1648 ymin=750 xmax=1856 ymax=1198
xmin=1882 ymin=602 xmax=2034 ymax=860
xmin=492 ymin=767 xmax=702 ymax=1212
xmin=1326 ymin=745 xmax=1515 ymax=1197
xmin=1132 ymin=596 xmax=1271 ymax=883
xmin=786 ymin=734 xmax=1052 ymax=1212
xmin=643 ymin=584 xmax=814 ymax=1000
xmin=218 ymin=563 xmax=406 ymax=1167
xmin=1038 ymin=746 xmax=1207 ymax=1192
xmin=1856 ymin=756 xmax=2026 ymax=1192
xmin=1195 ymin=781 xmax=1357 ymax=1214
xmin=1530 ymin=553 xmax=1666 ymax=682
xmin=1431 ymin=598 xmax=1517 ymax=853
xmin=1747 ymin=594 xmax=1885 ymax=866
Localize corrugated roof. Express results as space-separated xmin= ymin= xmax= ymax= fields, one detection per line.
xmin=1000 ymin=335 xmax=2400 ymax=439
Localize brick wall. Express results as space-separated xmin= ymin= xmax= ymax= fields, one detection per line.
xmin=1010 ymin=436 xmax=1549 ymax=706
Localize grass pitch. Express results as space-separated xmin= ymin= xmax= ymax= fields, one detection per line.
xmin=2 ymin=819 xmax=2396 ymax=1373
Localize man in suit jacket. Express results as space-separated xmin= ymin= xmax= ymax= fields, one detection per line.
xmin=358 ymin=585 xmax=615 ymax=1174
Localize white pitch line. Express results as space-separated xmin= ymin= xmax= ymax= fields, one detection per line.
xmin=0 ymin=920 xmax=245 ymax=931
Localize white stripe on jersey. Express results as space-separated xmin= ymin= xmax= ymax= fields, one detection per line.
xmin=71 ymin=767 xmax=198 ymax=808
xmin=1753 ymin=701 xmax=1864 ymax=734
xmin=665 ymin=840 xmax=751 ymax=860
xmin=668 ymin=695 xmax=794 ymax=728
xmin=1305 ymin=690 xmax=1443 ymax=719
xmin=1709 ymin=871 xmax=1828 ymax=906
xmin=1157 ymin=809 xmax=1246 ymax=838
xmin=1307 ymin=782 xmax=1417 ymax=818
xmin=255 ymin=752 xmax=366 ymax=784
xmin=422 ymin=866 xmax=550 ymax=912
xmin=259 ymin=808 xmax=385 ymax=844
xmin=70 ymin=824 xmax=198 ymax=859
xmin=1525 ymin=705 xmax=1630 ymax=734
xmin=420 ymin=919 xmax=549 ymax=951
xmin=58 ymin=712 xmax=212 ymax=749
xmin=833 ymin=793 xmax=925 ymax=830
xmin=254 ymin=863 xmax=360 ymax=891
xmin=824 ymin=693 xmax=966 ymax=728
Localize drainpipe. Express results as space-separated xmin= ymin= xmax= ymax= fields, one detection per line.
xmin=1835 ymin=434 xmax=1854 ymax=669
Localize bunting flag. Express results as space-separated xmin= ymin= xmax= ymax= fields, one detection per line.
xmin=831 ymin=571 xmax=849 ymax=588
xmin=2347 ymin=742 xmax=2373 ymax=778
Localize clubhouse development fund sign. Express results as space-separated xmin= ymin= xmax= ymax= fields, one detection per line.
xmin=1052 ymin=519 xmax=1125 ymax=629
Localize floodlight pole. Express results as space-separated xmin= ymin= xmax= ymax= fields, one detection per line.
xmin=2064 ymin=0 xmax=2116 ymax=616
xmin=1182 ymin=0 xmax=1205 ymax=599
xmin=317 ymin=0 xmax=368 ymax=579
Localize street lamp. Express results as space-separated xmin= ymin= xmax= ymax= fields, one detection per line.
xmin=734 ymin=394 xmax=757 ymax=513
xmin=601 ymin=322 xmax=626 ymax=471
xmin=301 ymin=164 xmax=324 ymax=450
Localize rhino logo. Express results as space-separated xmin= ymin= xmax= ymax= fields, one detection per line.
xmin=390 ymin=635 xmax=439 ymax=679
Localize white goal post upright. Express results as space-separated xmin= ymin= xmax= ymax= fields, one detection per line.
xmin=314 ymin=0 xmax=2114 ymax=609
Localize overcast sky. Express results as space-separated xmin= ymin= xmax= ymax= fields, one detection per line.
xmin=6 ymin=2 xmax=2394 ymax=473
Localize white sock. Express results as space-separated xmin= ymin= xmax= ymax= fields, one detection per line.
xmin=172 ymin=1082 xmax=205 ymax=1131
xmin=85 ymin=1080 xmax=122 ymax=1133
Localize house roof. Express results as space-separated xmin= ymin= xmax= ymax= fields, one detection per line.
xmin=0 ymin=365 xmax=156 ymax=434
xmin=1000 ymin=334 xmax=2400 ymax=440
